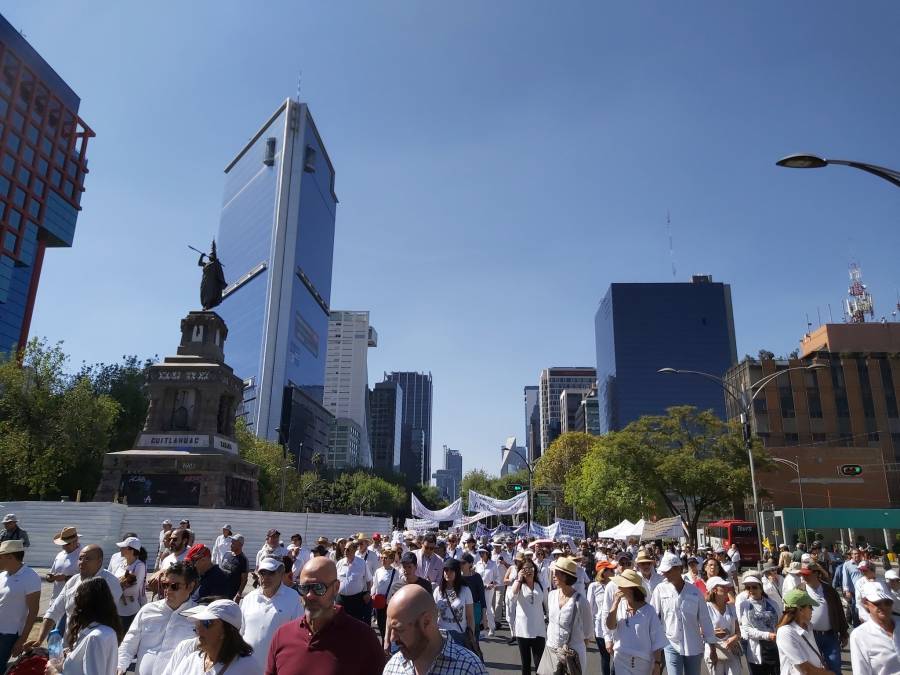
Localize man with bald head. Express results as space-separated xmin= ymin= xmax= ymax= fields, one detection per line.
xmin=25 ymin=544 xmax=122 ymax=650
xmin=265 ymin=557 xmax=385 ymax=674
xmin=383 ymin=585 xmax=487 ymax=674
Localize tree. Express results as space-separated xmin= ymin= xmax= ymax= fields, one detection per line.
xmin=459 ymin=469 xmax=494 ymax=511
xmin=533 ymin=432 xmax=597 ymax=490
xmin=235 ymin=419 xmax=285 ymax=511
xmin=78 ymin=355 xmax=153 ymax=452
xmin=0 ymin=339 xmax=119 ymax=499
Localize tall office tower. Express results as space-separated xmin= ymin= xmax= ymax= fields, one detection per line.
xmin=324 ymin=311 xmax=377 ymax=467
xmin=524 ymin=386 xmax=540 ymax=463
xmin=559 ymin=388 xmax=589 ymax=435
xmin=385 ymin=371 xmax=433 ymax=486
xmin=538 ymin=368 xmax=596 ymax=457
xmin=215 ymin=98 xmax=337 ymax=469
xmin=0 ymin=16 xmax=94 ymax=355
xmin=369 ymin=381 xmax=403 ymax=473
xmin=326 ymin=417 xmax=363 ymax=469
xmin=500 ymin=436 xmax=528 ymax=476
xmin=594 ymin=276 xmax=737 ymax=433
xmin=433 ymin=446 xmax=462 ymax=501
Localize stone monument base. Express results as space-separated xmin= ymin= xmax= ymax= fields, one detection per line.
xmin=94 ymin=450 xmax=259 ymax=509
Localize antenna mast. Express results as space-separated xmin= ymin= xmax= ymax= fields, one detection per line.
xmin=667 ymin=210 xmax=676 ymax=280
xmin=845 ymin=262 xmax=875 ymax=323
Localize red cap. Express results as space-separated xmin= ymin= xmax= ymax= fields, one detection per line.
xmin=185 ymin=544 xmax=210 ymax=562
xmin=372 ymin=533 xmax=381 ymax=541
xmin=595 ymin=561 xmax=616 ymax=572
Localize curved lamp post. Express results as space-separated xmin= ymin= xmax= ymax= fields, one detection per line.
xmin=658 ymin=361 xmax=827 ymax=566
xmin=770 ymin=456 xmax=809 ymax=545
xmin=501 ymin=446 xmax=534 ymax=530
xmin=776 ymin=154 xmax=900 ymax=189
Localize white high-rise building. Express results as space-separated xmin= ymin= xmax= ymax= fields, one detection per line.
xmin=324 ymin=311 xmax=377 ymax=467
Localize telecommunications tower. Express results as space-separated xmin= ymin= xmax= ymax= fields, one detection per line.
xmin=845 ymin=262 xmax=875 ymax=323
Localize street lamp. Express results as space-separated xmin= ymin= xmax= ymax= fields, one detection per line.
xmin=658 ymin=360 xmax=828 ymax=567
xmin=776 ymin=154 xmax=900 ymax=189
xmin=770 ymin=456 xmax=809 ymax=545
xmin=501 ymin=446 xmax=534 ymax=530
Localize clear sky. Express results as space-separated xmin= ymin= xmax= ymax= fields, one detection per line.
xmin=9 ymin=2 xmax=900 ymax=477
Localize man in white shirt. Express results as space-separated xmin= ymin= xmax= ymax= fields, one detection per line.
xmin=854 ymin=560 xmax=886 ymax=623
xmin=475 ymin=547 xmax=499 ymax=635
xmin=155 ymin=519 xmax=173 ymax=569
xmin=356 ymin=533 xmax=381 ymax=579
xmin=240 ymin=556 xmax=302 ymax=670
xmin=159 ymin=528 xmax=190 ymax=570
xmin=416 ymin=535 xmax=444 ymax=588
xmin=288 ymin=534 xmax=311 ymax=579
xmin=25 ymin=545 xmax=123 ymax=652
xmin=650 ymin=552 xmax=718 ymax=674
xmin=336 ymin=540 xmax=372 ymax=624
xmin=256 ymin=529 xmax=288 ymax=570
xmin=850 ymin=581 xmax=900 ymax=675
xmin=47 ymin=526 xmax=81 ymax=600
xmin=116 ymin=560 xmax=198 ymax=675
xmin=635 ymin=549 xmax=665 ymax=597
xmin=727 ymin=543 xmax=741 ymax=570
xmin=0 ymin=540 xmax=40 ymax=665
xmin=211 ymin=524 xmax=233 ymax=565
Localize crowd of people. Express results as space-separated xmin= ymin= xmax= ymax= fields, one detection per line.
xmin=0 ymin=512 xmax=895 ymax=674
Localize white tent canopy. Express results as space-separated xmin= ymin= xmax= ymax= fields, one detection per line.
xmin=598 ymin=519 xmax=636 ymax=539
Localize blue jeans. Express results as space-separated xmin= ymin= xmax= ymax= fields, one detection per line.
xmin=0 ymin=632 xmax=18 ymax=670
xmin=814 ymin=630 xmax=842 ymax=675
xmin=595 ymin=637 xmax=612 ymax=675
xmin=663 ymin=645 xmax=701 ymax=675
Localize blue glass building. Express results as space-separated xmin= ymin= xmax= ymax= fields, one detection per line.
xmin=594 ymin=276 xmax=738 ymax=432
xmin=384 ymin=371 xmax=433 ymax=487
xmin=0 ymin=15 xmax=93 ymax=355
xmin=215 ymin=99 xmax=337 ymax=455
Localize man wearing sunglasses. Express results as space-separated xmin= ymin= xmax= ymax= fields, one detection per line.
xmin=850 ymin=581 xmax=900 ymax=674
xmin=116 ymin=560 xmax=198 ymax=675
xmin=416 ymin=534 xmax=443 ymax=589
xmin=265 ymin=557 xmax=385 ymax=674
xmin=241 ymin=556 xmax=301 ymax=671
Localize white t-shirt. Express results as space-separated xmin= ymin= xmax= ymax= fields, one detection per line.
xmin=433 ymin=585 xmax=473 ymax=632
xmin=50 ymin=547 xmax=81 ymax=599
xmin=63 ymin=622 xmax=118 ymax=675
xmin=849 ymin=616 xmax=900 ymax=675
xmin=0 ymin=565 xmax=41 ymax=634
xmin=108 ymin=558 xmax=147 ymax=617
xmin=160 ymin=637 xmax=258 ymax=675
xmin=512 ymin=581 xmax=547 ymax=638
xmin=776 ymin=622 xmax=824 ymax=674
xmin=160 ymin=549 xmax=188 ymax=571
xmin=240 ymin=584 xmax=302 ymax=671
xmin=371 ymin=565 xmax=403 ymax=601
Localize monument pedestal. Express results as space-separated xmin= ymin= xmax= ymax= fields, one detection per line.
xmin=94 ymin=311 xmax=260 ymax=509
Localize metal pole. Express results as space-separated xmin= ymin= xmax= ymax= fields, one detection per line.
xmin=797 ymin=456 xmax=809 ymax=544
xmin=743 ymin=412 xmax=765 ymax=568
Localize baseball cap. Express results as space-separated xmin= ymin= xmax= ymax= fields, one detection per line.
xmin=185 ymin=544 xmax=211 ymax=562
xmin=222 ymin=524 xmax=232 ymax=530
xmin=231 ymin=533 xmax=244 ymax=544
xmin=657 ymin=552 xmax=683 ymax=573
xmin=161 ymin=519 xmax=172 ymax=526
xmin=181 ymin=599 xmax=243 ymax=629
xmin=372 ymin=533 xmax=382 ymax=541
xmin=885 ymin=569 xmax=899 ymax=581
xmin=783 ymin=588 xmax=819 ymax=608
xmin=741 ymin=574 xmax=762 ymax=587
xmin=258 ymin=556 xmax=284 ymax=572
xmin=116 ymin=536 xmax=142 ymax=550
xmin=860 ymin=581 xmax=893 ymax=603
xmin=714 ymin=546 xmax=726 ymax=555
xmin=858 ymin=560 xmax=873 ymax=571
xmin=706 ymin=576 xmax=731 ymax=591
xmin=266 ymin=528 xmax=280 ymax=537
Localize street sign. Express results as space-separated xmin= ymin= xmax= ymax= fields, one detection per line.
xmin=536 ymin=491 xmax=554 ymax=507
xmin=839 ymin=464 xmax=863 ymax=476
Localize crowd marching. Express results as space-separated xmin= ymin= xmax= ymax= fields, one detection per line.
xmin=0 ymin=513 xmax=896 ymax=674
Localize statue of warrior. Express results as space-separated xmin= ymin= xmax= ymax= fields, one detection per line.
xmin=198 ymin=240 xmax=226 ymax=310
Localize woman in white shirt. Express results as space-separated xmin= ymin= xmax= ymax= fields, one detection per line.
xmin=163 ymin=599 xmax=256 ymax=674
xmin=433 ymin=558 xmax=475 ymax=647
xmin=109 ymin=536 xmax=146 ymax=632
xmin=738 ymin=574 xmax=781 ymax=675
xmin=370 ymin=549 xmax=403 ymax=639
xmin=604 ymin=568 xmax=667 ymax=675
xmin=46 ymin=577 xmax=120 ymax=675
xmin=775 ymin=588 xmax=831 ymax=675
xmin=704 ymin=576 xmax=742 ymax=675
xmin=510 ymin=558 xmax=547 ymax=675
xmin=546 ymin=557 xmax=593 ymax=673
xmin=475 ymin=548 xmax=499 ymax=636
xmin=587 ymin=561 xmax=616 ymax=675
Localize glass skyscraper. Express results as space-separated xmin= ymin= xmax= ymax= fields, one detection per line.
xmin=215 ymin=98 xmax=337 ymax=454
xmin=594 ymin=276 xmax=738 ymax=432
xmin=0 ymin=15 xmax=93 ymax=355
xmin=384 ymin=371 xmax=433 ymax=486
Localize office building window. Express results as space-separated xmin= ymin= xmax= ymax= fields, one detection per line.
xmin=804 ymin=370 xmax=823 ymax=418
xmin=831 ymin=364 xmax=850 ymax=418
xmin=857 ymin=359 xmax=876 ymax=419
xmin=778 ymin=369 xmax=795 ymax=419
xmin=880 ymin=359 xmax=899 ymax=418
xmin=784 ymin=432 xmax=799 ymax=446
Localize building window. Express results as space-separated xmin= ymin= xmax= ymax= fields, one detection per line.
xmin=831 ymin=363 xmax=850 ymax=418
xmin=778 ymin=369 xmax=795 ymax=418
xmin=784 ymin=432 xmax=799 ymax=446
xmin=880 ymin=359 xmax=898 ymax=418
xmin=858 ymin=359 xmax=876 ymax=419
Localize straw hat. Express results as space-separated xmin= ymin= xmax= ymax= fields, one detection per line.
xmin=612 ymin=568 xmax=643 ymax=589
xmin=551 ymin=556 xmax=579 ymax=577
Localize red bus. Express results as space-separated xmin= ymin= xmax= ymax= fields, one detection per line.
xmin=704 ymin=519 xmax=760 ymax=563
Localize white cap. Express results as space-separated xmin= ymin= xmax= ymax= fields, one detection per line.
xmin=741 ymin=575 xmax=762 ymax=587
xmin=657 ymin=552 xmax=683 ymax=573
xmin=2 ymin=514 xmax=16 ymax=524
xmin=461 ymin=533 xmax=474 ymax=542
xmin=860 ymin=581 xmax=893 ymax=603
xmin=885 ymin=569 xmax=899 ymax=581
xmin=258 ymin=556 xmax=284 ymax=572
xmin=181 ymin=599 xmax=243 ymax=630
xmin=706 ymin=576 xmax=731 ymax=591
xmin=116 ymin=536 xmax=141 ymax=550
xmin=800 ymin=553 xmax=812 ymax=563
xmin=161 ymin=519 xmax=172 ymax=526
xmin=551 ymin=549 xmax=563 ymax=556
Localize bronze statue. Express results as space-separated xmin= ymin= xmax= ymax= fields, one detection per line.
xmin=196 ymin=240 xmax=226 ymax=310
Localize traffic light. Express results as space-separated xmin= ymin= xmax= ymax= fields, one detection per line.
xmin=510 ymin=484 xmax=523 ymax=493
xmin=839 ymin=464 xmax=863 ymax=476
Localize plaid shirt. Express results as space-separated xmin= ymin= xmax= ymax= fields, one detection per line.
xmin=383 ymin=634 xmax=487 ymax=675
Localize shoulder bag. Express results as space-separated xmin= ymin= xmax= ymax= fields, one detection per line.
xmin=371 ymin=567 xmax=395 ymax=610
xmin=537 ymin=592 xmax=583 ymax=675
xmin=448 ymin=587 xmax=483 ymax=661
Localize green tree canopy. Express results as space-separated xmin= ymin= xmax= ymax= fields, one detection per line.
xmin=534 ymin=432 xmax=597 ymax=489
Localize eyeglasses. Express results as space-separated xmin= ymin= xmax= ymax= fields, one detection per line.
xmin=258 ymin=569 xmax=277 ymax=576
xmin=161 ymin=582 xmax=184 ymax=591
xmin=298 ymin=582 xmax=330 ymax=596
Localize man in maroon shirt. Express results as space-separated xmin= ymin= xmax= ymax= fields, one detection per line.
xmin=266 ymin=556 xmax=385 ymax=675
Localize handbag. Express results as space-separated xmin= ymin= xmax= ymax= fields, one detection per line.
xmin=537 ymin=592 xmax=583 ymax=675
xmin=447 ymin=587 xmax=483 ymax=662
xmin=371 ymin=568 xmax=396 ymax=610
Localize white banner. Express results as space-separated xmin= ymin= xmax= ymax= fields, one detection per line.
xmin=554 ymin=518 xmax=585 ymax=539
xmin=453 ymin=511 xmax=493 ymax=527
xmin=467 ymin=489 xmax=529 ymax=515
xmin=404 ymin=517 xmax=438 ymax=530
xmin=411 ymin=494 xmax=463 ymax=522
xmin=639 ymin=515 xmax=685 ymax=541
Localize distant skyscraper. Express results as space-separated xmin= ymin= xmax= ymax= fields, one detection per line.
xmin=214 ymin=98 xmax=337 ymax=469
xmin=524 ymin=386 xmax=540 ymax=463
xmin=369 ymin=381 xmax=403 ymax=473
xmin=327 ymin=417 xmax=363 ymax=469
xmin=500 ymin=437 xmax=528 ymax=476
xmin=538 ymin=368 xmax=596 ymax=457
xmin=324 ymin=311 xmax=376 ymax=467
xmin=385 ymin=371 xmax=433 ymax=486
xmin=433 ymin=445 xmax=462 ymax=501
xmin=0 ymin=16 xmax=94 ymax=355
xmin=595 ymin=276 xmax=737 ymax=432
xmin=559 ymin=388 xmax=589 ymax=435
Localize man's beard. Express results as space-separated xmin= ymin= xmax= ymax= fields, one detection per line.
xmin=397 ymin=624 xmax=428 ymax=661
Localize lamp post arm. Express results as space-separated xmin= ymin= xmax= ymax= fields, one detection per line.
xmin=826 ymin=159 xmax=900 ymax=189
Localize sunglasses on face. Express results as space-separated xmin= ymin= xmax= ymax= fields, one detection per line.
xmin=258 ymin=569 xmax=278 ymax=576
xmin=162 ymin=582 xmax=184 ymax=591
xmin=298 ymin=582 xmax=330 ymax=596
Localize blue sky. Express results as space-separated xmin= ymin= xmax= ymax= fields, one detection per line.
xmin=10 ymin=2 xmax=900 ymax=476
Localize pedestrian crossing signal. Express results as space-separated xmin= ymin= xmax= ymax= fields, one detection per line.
xmin=511 ymin=484 xmax=523 ymax=492
xmin=839 ymin=464 xmax=863 ymax=476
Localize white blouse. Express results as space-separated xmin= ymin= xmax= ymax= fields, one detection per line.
xmin=547 ymin=589 xmax=593 ymax=670
xmin=610 ymin=601 xmax=668 ymax=662
xmin=512 ymin=581 xmax=547 ymax=638
xmin=108 ymin=558 xmax=146 ymax=617
xmin=434 ymin=585 xmax=473 ymax=632
xmin=63 ymin=623 xmax=118 ymax=675
xmin=371 ymin=565 xmax=403 ymax=601
xmin=776 ymin=622 xmax=824 ymax=674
